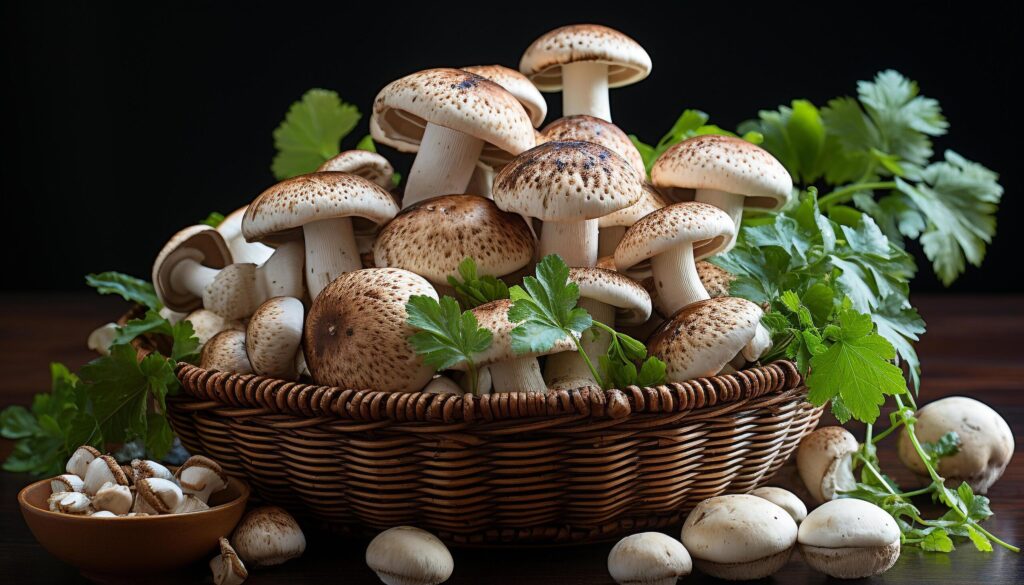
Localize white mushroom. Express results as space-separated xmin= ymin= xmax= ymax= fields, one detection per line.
xmin=422 ymin=376 xmax=465 ymax=395
xmin=92 ymin=481 xmax=134 ymax=515
xmin=210 ymin=537 xmax=249 ymax=585
xmin=749 ymin=486 xmax=807 ymax=524
xmin=82 ymin=455 xmax=129 ymax=496
xmin=66 ymin=445 xmax=102 ymax=478
xmin=50 ymin=474 xmax=85 ymax=494
xmin=90 ymin=510 xmax=117 ymax=518
xmin=184 ymin=309 xmax=243 ymax=347
xmin=132 ymin=477 xmax=184 ymax=515
xmin=176 ymin=495 xmax=211 ymax=514
xmin=796 ymin=426 xmax=859 ymax=504
xmin=231 ymin=506 xmax=306 ymax=567
xmin=897 ymin=396 xmax=1014 ymax=494
xmin=130 ymin=459 xmax=176 ymax=483
xmin=246 ymin=297 xmax=304 ymax=380
xmin=799 ymin=499 xmax=901 ymax=579
xmin=201 ymin=330 xmax=254 ymax=374
xmin=681 ymin=494 xmax=797 ymax=580
xmin=49 ymin=491 xmax=93 ymax=515
xmin=217 ymin=206 xmax=275 ymax=265
xmin=175 ymin=455 xmax=228 ymax=504
xmin=365 ymin=526 xmax=454 ymax=585
xmin=87 ymin=323 xmax=119 ymax=356
xmin=607 ymin=532 xmax=692 ymax=585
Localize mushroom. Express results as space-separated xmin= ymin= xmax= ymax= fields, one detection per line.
xmin=451 ymin=300 xmax=577 ymax=393
xmin=184 ymin=309 xmax=243 ymax=347
xmin=201 ymin=330 xmax=254 ymax=374
xmin=598 ymin=184 xmax=667 ymax=264
xmin=493 ymin=141 xmax=643 ymax=268
xmin=371 ymin=68 xmax=535 ymax=208
xmin=176 ymin=495 xmax=211 ymax=514
xmin=462 ymin=65 xmax=548 ymax=128
xmin=304 ymin=268 xmax=438 ymax=393
xmin=607 ymin=532 xmax=692 ymax=585
xmin=87 ymin=323 xmax=118 ymax=356
xmin=132 ymin=477 xmax=184 ymax=515
xmin=749 ymin=486 xmax=807 ymax=524
xmin=66 ymin=445 xmax=102 ymax=478
xmin=365 ymin=526 xmax=454 ymax=585
xmin=243 ymin=172 xmax=399 ymax=299
xmin=543 ymin=268 xmax=651 ymax=390
xmin=373 ymin=195 xmax=535 ymax=294
xmin=796 ymin=426 xmax=859 ymax=504
xmin=697 ymin=261 xmax=734 ymax=298
xmin=897 ymin=396 xmax=1014 ymax=494
xmin=317 ymin=150 xmax=396 ymax=188
xmin=681 ymin=494 xmax=797 ymax=580
xmin=246 ymin=296 xmax=304 ymax=380
xmin=92 ymin=482 xmax=133 ymax=515
xmin=798 ymin=499 xmax=901 ymax=579
xmin=520 ymin=24 xmax=651 ymax=122
xmin=647 ymin=297 xmax=765 ymax=383
xmin=210 ymin=537 xmax=248 ymax=585
xmin=540 ymin=115 xmax=646 ymax=176
xmin=651 ymin=135 xmax=793 ymax=252
xmin=217 ymin=206 xmax=275 ymax=265
xmin=159 ymin=306 xmax=187 ymax=325
xmin=49 ymin=491 xmax=93 ymax=515
xmin=423 ymin=376 xmax=465 ymax=395
xmin=90 ymin=510 xmax=117 ymax=518
xmin=614 ymin=202 xmax=734 ymax=317
xmin=176 ymin=455 xmax=228 ymax=503
xmin=50 ymin=474 xmax=85 ymax=494
xmin=232 ymin=506 xmax=306 ymax=567
xmin=82 ymin=454 xmax=129 ymax=496
xmin=130 ymin=459 xmax=176 ymax=483
xmin=151 ymin=224 xmax=233 ymax=314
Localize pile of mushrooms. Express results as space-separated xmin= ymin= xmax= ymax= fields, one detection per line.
xmin=116 ymin=23 xmax=796 ymax=395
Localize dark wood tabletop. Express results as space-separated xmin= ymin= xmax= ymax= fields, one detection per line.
xmin=1 ymin=293 xmax=1021 ymax=584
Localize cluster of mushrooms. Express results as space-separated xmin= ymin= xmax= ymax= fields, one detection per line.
xmin=130 ymin=23 xmax=791 ymax=394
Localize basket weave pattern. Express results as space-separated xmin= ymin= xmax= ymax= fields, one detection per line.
xmin=168 ymin=360 xmax=821 ymax=545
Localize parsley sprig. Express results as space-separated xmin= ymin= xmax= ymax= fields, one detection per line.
xmin=405 ymin=295 xmax=492 ymax=394
xmin=447 ymin=257 xmax=510 ymax=309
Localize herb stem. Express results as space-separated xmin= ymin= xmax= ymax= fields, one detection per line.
xmin=818 ymin=181 xmax=897 ymax=207
xmin=870 ymin=419 xmax=905 ymax=443
xmin=571 ymin=334 xmax=604 ymax=388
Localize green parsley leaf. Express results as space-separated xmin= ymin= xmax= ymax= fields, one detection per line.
xmin=508 ymin=255 xmax=592 ymax=355
xmin=920 ymin=529 xmax=955 ymax=552
xmin=85 ymin=272 xmax=161 ymax=311
xmin=447 ymin=257 xmax=510 ymax=309
xmin=405 ymin=295 xmax=492 ymax=394
xmin=271 ymin=89 xmax=361 ymax=180
xmin=922 ymin=432 xmax=961 ymax=468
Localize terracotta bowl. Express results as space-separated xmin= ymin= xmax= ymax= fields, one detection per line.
xmin=18 ymin=475 xmax=249 ymax=578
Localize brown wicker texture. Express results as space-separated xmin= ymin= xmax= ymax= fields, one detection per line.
xmin=167 ymin=360 xmax=822 ymax=546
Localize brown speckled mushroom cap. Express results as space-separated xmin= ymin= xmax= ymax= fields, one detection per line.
xmin=246 ymin=296 xmax=305 ymax=380
xmin=462 ymin=65 xmax=548 ymax=128
xmin=649 ymin=297 xmax=763 ymax=381
xmin=316 ymin=150 xmax=395 ymax=189
xmin=243 ymin=172 xmax=399 ymax=247
xmin=541 ymin=115 xmax=645 ymax=175
xmin=152 ymin=225 xmax=233 ymax=313
xmin=370 ymin=68 xmax=535 ymax=167
xmin=451 ymin=300 xmax=577 ymax=370
xmin=200 ymin=330 xmax=253 ymax=374
xmin=614 ymin=202 xmax=735 ymax=272
xmin=520 ymin=24 xmax=652 ymax=91
xmin=303 ymin=268 xmax=437 ymax=392
xmin=697 ymin=261 xmax=735 ymax=298
xmin=493 ymin=141 xmax=643 ymax=222
xmin=599 ymin=183 xmax=666 ymax=228
xmin=651 ymin=135 xmax=793 ymax=210
xmin=373 ymin=195 xmax=535 ymax=285
xmin=568 ymin=268 xmax=651 ymax=326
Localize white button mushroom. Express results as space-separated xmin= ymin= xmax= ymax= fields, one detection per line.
xmin=749 ymin=486 xmax=807 ymax=524
xmin=897 ymin=396 xmax=1014 ymax=494
xmin=231 ymin=506 xmax=306 ymax=567
xmin=607 ymin=532 xmax=691 ymax=585
xmin=175 ymin=455 xmax=229 ymax=504
xmin=680 ymin=494 xmax=797 ymax=580
xmin=176 ymin=495 xmax=211 ymax=514
xmin=92 ymin=482 xmax=134 ymax=515
xmin=366 ymin=526 xmax=454 ymax=585
xmin=50 ymin=474 xmax=85 ymax=494
xmin=82 ymin=454 xmax=130 ymax=496
xmin=50 ymin=491 xmax=93 ymax=515
xmin=201 ymin=329 xmax=254 ymax=374
xmin=210 ymin=537 xmax=248 ymax=585
xmin=798 ymin=498 xmax=901 ymax=579
xmin=90 ymin=510 xmax=117 ymax=518
xmin=132 ymin=477 xmax=184 ymax=515
xmin=796 ymin=426 xmax=859 ymax=504
xmin=66 ymin=445 xmax=102 ymax=478
xmin=130 ymin=459 xmax=176 ymax=484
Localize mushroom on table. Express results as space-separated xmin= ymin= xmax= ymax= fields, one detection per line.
xmin=799 ymin=499 xmax=901 ymax=579
xmin=796 ymin=426 xmax=860 ymax=504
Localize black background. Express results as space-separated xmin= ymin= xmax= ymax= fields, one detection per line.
xmin=2 ymin=2 xmax=1021 ymax=293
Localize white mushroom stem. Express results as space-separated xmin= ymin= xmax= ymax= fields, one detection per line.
xmin=489 ymin=357 xmax=547 ymax=393
xmin=650 ymin=243 xmax=708 ymax=316
xmin=403 ymin=123 xmax=485 ymax=208
xmin=598 ymin=225 xmax=627 ymax=258
xmin=256 ymin=239 xmax=304 ymax=299
xmin=171 ymin=259 xmax=220 ymax=298
xmin=303 ymin=218 xmax=361 ymax=299
xmin=539 ymin=219 xmax=598 ymax=267
xmin=561 ymin=61 xmax=611 ymax=121
xmin=467 ymin=163 xmax=495 ymax=198
xmin=544 ymin=298 xmax=613 ymax=388
xmin=695 ymin=188 xmax=745 ymax=250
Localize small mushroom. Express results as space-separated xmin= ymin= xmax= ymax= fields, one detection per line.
xmin=50 ymin=474 xmax=85 ymax=494
xmin=897 ymin=396 xmax=1014 ymax=494
xmin=82 ymin=455 xmax=129 ymax=496
xmin=49 ymin=491 xmax=93 ymax=515
xmin=232 ymin=506 xmax=306 ymax=567
xmin=176 ymin=455 xmax=228 ymax=503
xmin=318 ymin=150 xmax=396 ymax=188
xmin=176 ymin=495 xmax=211 ymax=514
xmin=130 ymin=459 xmax=176 ymax=484
xmin=246 ymin=297 xmax=305 ymax=380
xmin=217 ymin=206 xmax=275 ymax=265
xmin=184 ymin=309 xmax=244 ymax=347
xmin=462 ymin=65 xmax=548 ymax=128
xmin=422 ymin=376 xmax=465 ymax=395
xmin=87 ymin=323 xmax=118 ymax=356
xmin=796 ymin=426 xmax=859 ymax=504
xmin=598 ymin=183 xmax=666 ymax=260
xmin=90 ymin=510 xmax=117 ymax=518
xmin=133 ymin=477 xmax=184 ymax=515
xmin=541 ymin=115 xmax=646 ymax=177
xmin=749 ymin=486 xmax=807 ymax=524
xmin=210 ymin=537 xmax=248 ymax=585
xmin=66 ymin=445 xmax=102 ymax=478
xmin=201 ymin=330 xmax=254 ymax=374
xmin=92 ymin=482 xmax=134 ymax=515
xmin=151 ymin=225 xmax=234 ymax=314
xmin=365 ymin=526 xmax=453 ymax=585
xmin=798 ymin=499 xmax=900 ymax=579
xmin=607 ymin=532 xmax=692 ymax=585
xmin=681 ymin=494 xmax=797 ymax=580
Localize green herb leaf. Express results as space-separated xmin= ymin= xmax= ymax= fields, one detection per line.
xmin=271 ymin=89 xmax=361 ymax=180
xmin=85 ymin=272 xmax=161 ymax=311
xmin=508 ymin=255 xmax=592 ymax=355
xmin=922 ymin=431 xmax=961 ymax=468
xmin=630 ymin=109 xmax=761 ymax=175
xmin=447 ymin=257 xmax=510 ymax=309
xmin=920 ymin=529 xmax=955 ymax=552
xmin=405 ymin=295 xmax=492 ymax=372
xmin=199 ymin=211 xmax=225 ymax=228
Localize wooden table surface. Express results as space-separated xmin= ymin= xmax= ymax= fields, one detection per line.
xmin=1 ymin=293 xmax=1021 ymax=583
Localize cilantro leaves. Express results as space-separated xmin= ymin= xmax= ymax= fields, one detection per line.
xmin=271 ymin=89 xmax=361 ymax=180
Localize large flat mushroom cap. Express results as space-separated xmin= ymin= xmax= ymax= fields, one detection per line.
xmin=681 ymin=494 xmax=798 ymax=564
xmin=316 ymin=150 xmax=395 ymax=189
xmin=541 ymin=115 xmax=645 ymax=176
xmin=649 ymin=297 xmax=762 ymax=382
xmin=652 ymin=135 xmax=793 ymax=210
xmin=599 ymin=182 xmax=666 ymax=228
xmin=614 ymin=202 xmax=735 ymax=272
xmin=569 ymin=268 xmax=651 ymax=326
xmin=451 ymin=299 xmax=577 ymax=370
xmin=242 ymin=172 xmax=399 ymax=246
xmin=520 ymin=24 xmax=652 ymax=91
xmin=152 ymin=224 xmax=233 ymax=312
xmin=373 ymin=195 xmax=535 ymax=285
xmin=462 ymin=64 xmax=548 ymax=128
xmin=304 ymin=268 xmax=437 ymax=393
xmin=799 ymin=499 xmax=900 ymax=548
xmin=493 ymin=141 xmax=643 ymax=222
xmin=370 ymin=68 xmax=535 ymax=167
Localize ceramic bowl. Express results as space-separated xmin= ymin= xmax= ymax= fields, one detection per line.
xmin=18 ymin=475 xmax=249 ymax=578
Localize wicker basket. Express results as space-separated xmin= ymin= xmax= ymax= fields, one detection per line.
xmin=166 ymin=359 xmax=822 ymax=546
